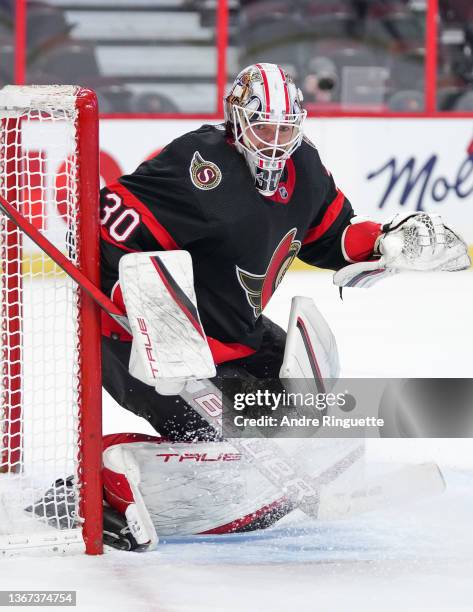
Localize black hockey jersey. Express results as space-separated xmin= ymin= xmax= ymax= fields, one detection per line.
xmin=100 ymin=124 xmax=354 ymax=363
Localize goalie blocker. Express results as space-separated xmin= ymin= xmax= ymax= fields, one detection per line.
xmin=104 ymin=250 xmax=287 ymax=439
xmin=104 ymin=251 xmax=341 ymax=437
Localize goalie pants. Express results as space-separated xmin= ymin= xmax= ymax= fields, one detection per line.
xmin=102 ymin=315 xmax=286 ymax=441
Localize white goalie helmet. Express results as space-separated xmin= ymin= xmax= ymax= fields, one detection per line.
xmin=225 ymin=63 xmax=307 ymax=196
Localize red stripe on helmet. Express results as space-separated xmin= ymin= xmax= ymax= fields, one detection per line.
xmin=256 ymin=63 xmax=271 ymax=115
xmin=278 ymin=67 xmax=290 ymax=114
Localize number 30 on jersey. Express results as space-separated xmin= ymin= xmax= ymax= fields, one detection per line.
xmin=100 ymin=192 xmax=140 ymax=242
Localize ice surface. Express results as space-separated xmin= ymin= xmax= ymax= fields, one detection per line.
xmin=2 ymin=271 xmax=473 ymax=611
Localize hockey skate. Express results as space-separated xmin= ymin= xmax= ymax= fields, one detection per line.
xmin=24 ymin=476 xmax=154 ymax=552
xmin=102 ymin=502 xmax=151 ymax=552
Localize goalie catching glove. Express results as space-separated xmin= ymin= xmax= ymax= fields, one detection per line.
xmin=334 ymin=212 xmax=471 ymax=288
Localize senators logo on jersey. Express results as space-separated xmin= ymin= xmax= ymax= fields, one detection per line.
xmin=236 ymin=228 xmax=301 ymax=318
xmin=189 ymin=151 xmax=222 ymax=190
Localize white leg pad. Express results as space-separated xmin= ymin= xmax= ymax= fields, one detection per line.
xmin=280 ymin=296 xmax=340 ymax=386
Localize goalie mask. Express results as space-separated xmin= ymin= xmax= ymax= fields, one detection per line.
xmin=225 ymin=63 xmax=306 ymax=196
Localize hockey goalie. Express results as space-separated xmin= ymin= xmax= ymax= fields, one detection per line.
xmin=29 ymin=63 xmax=469 ymax=550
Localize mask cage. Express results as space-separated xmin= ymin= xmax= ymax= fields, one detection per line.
xmin=231 ymin=104 xmax=307 ymax=169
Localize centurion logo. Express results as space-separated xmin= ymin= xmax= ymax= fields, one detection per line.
xmin=236 ymin=228 xmax=301 ymax=318
xmin=189 ymin=151 xmax=222 ymax=190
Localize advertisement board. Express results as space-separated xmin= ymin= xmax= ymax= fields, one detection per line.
xmin=99 ymin=118 xmax=473 ymax=243
xmin=19 ymin=118 xmax=473 ymax=256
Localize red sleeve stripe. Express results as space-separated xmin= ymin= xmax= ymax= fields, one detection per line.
xmin=108 ymin=182 xmax=179 ymax=250
xmin=302 ymin=189 xmax=346 ymax=245
xmin=100 ymin=225 xmax=136 ymax=253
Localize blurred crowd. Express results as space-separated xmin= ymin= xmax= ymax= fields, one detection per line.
xmin=1 ymin=0 xmax=472 ymax=113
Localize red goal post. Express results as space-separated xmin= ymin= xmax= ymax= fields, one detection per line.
xmin=0 ymin=85 xmax=103 ymax=555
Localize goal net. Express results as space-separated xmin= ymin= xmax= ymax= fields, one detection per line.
xmin=0 ymin=86 xmax=102 ymax=555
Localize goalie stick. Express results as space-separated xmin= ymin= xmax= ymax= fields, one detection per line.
xmin=171 ymin=382 xmax=445 ymax=518
xmin=0 ymin=194 xmax=445 ymax=521
xmin=317 ymin=462 xmax=446 ymax=520
xmin=0 ymin=193 xmax=354 ymax=516
xmin=0 ymin=194 xmax=131 ymax=335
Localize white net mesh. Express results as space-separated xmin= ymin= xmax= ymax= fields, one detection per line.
xmin=0 ymin=86 xmax=85 ymax=552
